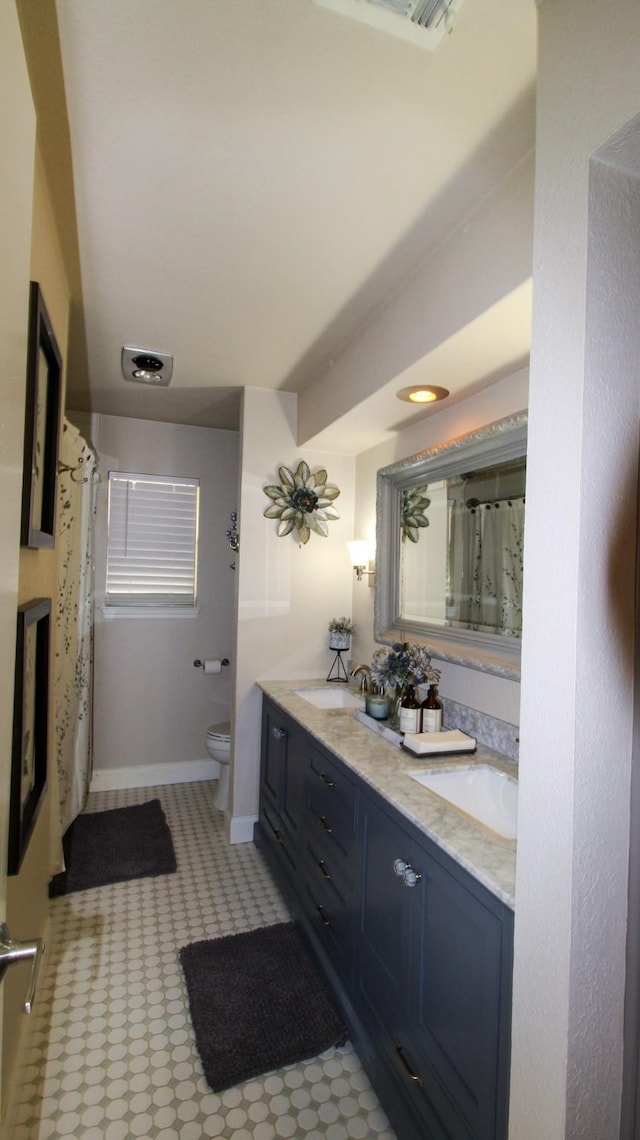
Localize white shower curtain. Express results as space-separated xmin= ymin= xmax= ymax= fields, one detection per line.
xmin=54 ymin=419 xmax=97 ymax=839
xmin=448 ymin=497 xmax=525 ymax=636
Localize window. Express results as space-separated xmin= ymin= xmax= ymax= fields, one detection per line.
xmin=105 ymin=471 xmax=199 ymax=609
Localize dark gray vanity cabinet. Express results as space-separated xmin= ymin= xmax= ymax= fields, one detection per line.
xmin=355 ymin=788 xmax=513 ymax=1140
xmin=258 ymin=700 xmax=308 ymax=886
xmin=256 ymin=697 xmax=514 ymax=1140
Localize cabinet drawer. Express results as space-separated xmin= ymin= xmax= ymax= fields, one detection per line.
xmin=305 ymin=833 xmax=352 ymax=905
xmin=307 ymin=796 xmax=355 ymax=865
xmin=302 ymin=872 xmax=353 ymax=981
xmin=357 ymin=984 xmax=471 ymax=1140
xmin=260 ymin=801 xmax=297 ymax=878
xmin=307 ymin=746 xmax=356 ymax=825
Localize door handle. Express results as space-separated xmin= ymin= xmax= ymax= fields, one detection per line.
xmin=0 ymin=924 xmax=45 ymax=1014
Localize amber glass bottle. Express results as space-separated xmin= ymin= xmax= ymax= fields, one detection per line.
xmin=399 ymin=684 xmax=421 ymax=735
xmin=421 ymin=684 xmax=443 ymax=733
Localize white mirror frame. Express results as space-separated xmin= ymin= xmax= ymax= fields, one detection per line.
xmin=374 ymin=412 xmax=527 ymax=680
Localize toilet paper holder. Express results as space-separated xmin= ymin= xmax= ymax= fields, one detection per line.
xmin=193 ymin=658 xmax=230 ymax=669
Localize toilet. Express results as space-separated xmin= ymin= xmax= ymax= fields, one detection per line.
xmin=205 ymin=722 xmax=231 ymax=811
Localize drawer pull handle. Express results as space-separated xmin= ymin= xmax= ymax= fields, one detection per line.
xmin=318 ymin=859 xmax=332 ymax=880
xmin=271 ymin=726 xmax=287 ymax=740
xmin=320 ymin=773 xmax=336 ymax=788
xmin=273 ymin=828 xmax=284 ymax=845
xmin=319 ymin=816 xmax=333 ymax=835
xmin=396 ymin=1043 xmax=423 ymax=1086
xmin=316 ymin=905 xmax=332 ymax=928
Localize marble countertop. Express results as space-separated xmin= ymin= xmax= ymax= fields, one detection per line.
xmin=259 ymin=679 xmax=517 ymax=909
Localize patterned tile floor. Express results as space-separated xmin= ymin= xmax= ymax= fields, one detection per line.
xmin=7 ymin=781 xmax=396 ymax=1139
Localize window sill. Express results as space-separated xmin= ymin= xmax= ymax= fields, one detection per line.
xmin=100 ymin=606 xmax=200 ymax=620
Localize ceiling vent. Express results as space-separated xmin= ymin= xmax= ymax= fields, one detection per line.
xmin=313 ymin=0 xmax=465 ymax=49
xmin=122 ymin=346 xmax=173 ymax=386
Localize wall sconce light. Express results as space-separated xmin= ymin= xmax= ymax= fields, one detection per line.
xmin=347 ymin=540 xmax=376 ymax=586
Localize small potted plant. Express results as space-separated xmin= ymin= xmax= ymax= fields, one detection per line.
xmin=328 ymin=616 xmax=354 ymax=650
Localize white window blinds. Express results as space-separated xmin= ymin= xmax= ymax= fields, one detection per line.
xmin=106 ymin=472 xmax=199 ymax=607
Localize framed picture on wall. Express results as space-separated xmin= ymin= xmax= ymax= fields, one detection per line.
xmin=20 ymin=281 xmax=62 ymax=548
xmin=8 ymin=598 xmax=50 ymax=876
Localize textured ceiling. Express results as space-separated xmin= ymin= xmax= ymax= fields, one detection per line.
xmin=22 ymin=0 xmax=536 ymax=451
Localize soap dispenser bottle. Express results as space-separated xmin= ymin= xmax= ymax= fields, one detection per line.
xmin=421 ymin=684 xmax=443 ymax=733
xmin=399 ymin=685 xmax=421 ymax=735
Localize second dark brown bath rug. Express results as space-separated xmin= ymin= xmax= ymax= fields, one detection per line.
xmin=180 ymin=921 xmax=348 ymax=1092
xmin=49 ymin=798 xmax=177 ymax=897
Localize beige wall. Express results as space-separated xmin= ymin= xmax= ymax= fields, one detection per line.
xmin=79 ymin=413 xmax=239 ymax=780
xmin=231 ymin=388 xmax=355 ymax=839
xmin=1 ymin=107 xmax=71 ymax=1131
xmin=0 ymin=3 xmax=36 ymax=1119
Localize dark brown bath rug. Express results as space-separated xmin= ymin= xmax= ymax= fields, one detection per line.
xmin=49 ymin=798 xmax=177 ymax=896
xmin=180 ymin=921 xmax=348 ymax=1092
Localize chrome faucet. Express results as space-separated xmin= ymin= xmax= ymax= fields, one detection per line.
xmin=350 ymin=664 xmax=372 ymax=693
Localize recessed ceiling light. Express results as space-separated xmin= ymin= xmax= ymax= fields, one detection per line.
xmin=396 ymin=385 xmax=449 ymax=405
xmin=122 ymin=346 xmax=173 ymax=386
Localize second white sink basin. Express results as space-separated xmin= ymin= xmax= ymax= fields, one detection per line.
xmin=293 ymin=687 xmax=365 ymax=710
xmin=407 ymin=764 xmax=518 ymax=841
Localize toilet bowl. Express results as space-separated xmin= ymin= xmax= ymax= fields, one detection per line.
xmin=205 ymin=722 xmax=231 ymax=811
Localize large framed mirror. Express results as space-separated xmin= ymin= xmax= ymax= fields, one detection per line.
xmin=375 ymin=412 xmax=527 ymax=679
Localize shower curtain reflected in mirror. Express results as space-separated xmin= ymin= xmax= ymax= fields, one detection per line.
xmin=448 ymin=497 xmax=525 ymax=637
xmin=54 ymin=419 xmax=97 ymax=860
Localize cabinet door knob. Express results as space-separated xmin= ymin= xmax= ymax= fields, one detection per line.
xmin=403 ymin=865 xmax=422 ymax=888
xmin=393 ymin=858 xmax=408 ymax=877
xmin=319 ymin=772 xmax=336 ymax=788
xmin=271 ymin=726 xmax=287 ymax=739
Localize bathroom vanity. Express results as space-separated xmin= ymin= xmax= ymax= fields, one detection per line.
xmin=255 ymin=681 xmax=516 ymax=1140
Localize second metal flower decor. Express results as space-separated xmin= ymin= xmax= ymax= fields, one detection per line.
xmin=401 ymin=485 xmax=431 ymax=542
xmin=263 ymin=460 xmax=341 ymax=544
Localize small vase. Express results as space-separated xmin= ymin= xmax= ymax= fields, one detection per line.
xmin=389 ymin=687 xmax=404 ymax=730
xmin=329 ymin=632 xmax=351 ymax=651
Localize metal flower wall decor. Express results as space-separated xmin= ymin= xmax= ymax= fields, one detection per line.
xmin=401 ymin=485 xmax=431 ymax=542
xmin=263 ymin=460 xmax=341 ymax=544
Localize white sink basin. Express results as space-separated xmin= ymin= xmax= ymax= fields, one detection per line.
xmin=407 ymin=765 xmax=518 ymax=841
xmin=293 ymin=687 xmax=365 ymax=710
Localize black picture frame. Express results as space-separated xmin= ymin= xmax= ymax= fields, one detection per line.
xmin=21 ymin=282 xmax=62 ymax=549
xmin=9 ymin=599 xmax=50 ymax=876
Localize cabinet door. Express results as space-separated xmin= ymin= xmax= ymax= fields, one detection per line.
xmin=356 ymin=789 xmax=511 ymax=1140
xmin=260 ymin=701 xmax=288 ymax=810
xmin=280 ymin=719 xmax=307 ymax=842
xmin=410 ymin=846 xmax=512 ymax=1140
xmin=259 ymin=701 xmax=307 ymax=883
xmin=356 ymin=794 xmax=414 ymax=1045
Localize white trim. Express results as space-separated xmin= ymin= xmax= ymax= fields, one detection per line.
xmin=90 ymin=758 xmax=219 ymax=792
xmin=228 ymin=814 xmax=258 ymax=844
xmin=99 ymin=605 xmax=200 ymax=620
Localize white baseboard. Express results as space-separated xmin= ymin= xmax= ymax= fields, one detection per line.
xmin=90 ymin=758 xmax=219 ymax=793
xmin=228 ymin=814 xmax=258 ymax=844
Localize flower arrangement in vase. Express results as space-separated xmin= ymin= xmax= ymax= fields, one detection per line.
xmin=370 ymin=642 xmax=440 ymax=726
xmin=328 ymin=616 xmax=354 ymax=650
